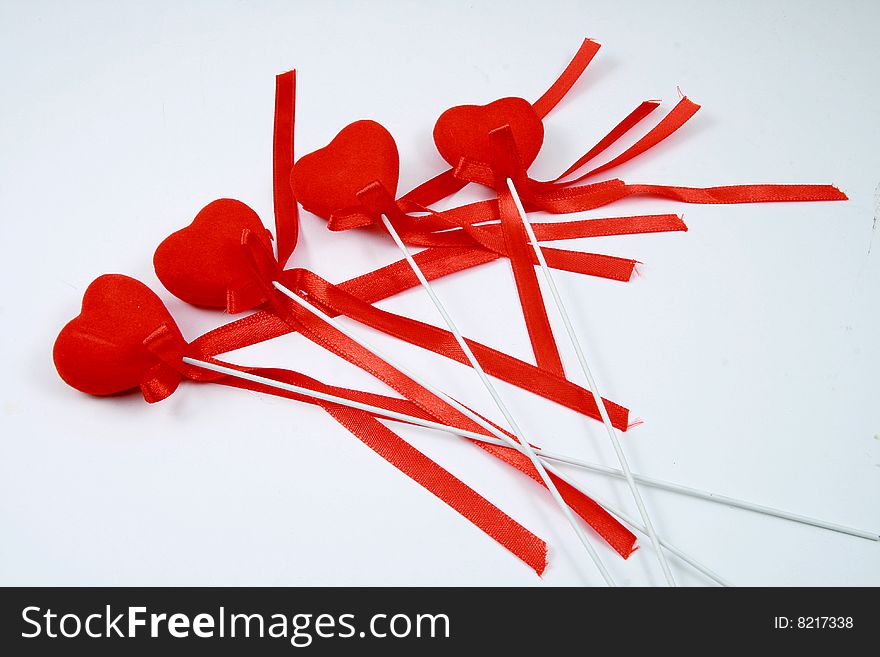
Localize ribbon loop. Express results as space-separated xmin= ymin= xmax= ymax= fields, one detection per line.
xmin=140 ymin=323 xmax=202 ymax=403
xmin=238 ymin=227 xmax=290 ymax=319
xmin=355 ymin=180 xmax=401 ymax=221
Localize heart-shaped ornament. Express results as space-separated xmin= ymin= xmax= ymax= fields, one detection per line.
xmin=291 ymin=120 xmax=399 ymax=223
xmin=154 ymin=199 xmax=274 ymax=311
xmin=53 ymin=275 xmax=185 ymax=396
xmin=433 ymin=97 xmax=544 ymax=170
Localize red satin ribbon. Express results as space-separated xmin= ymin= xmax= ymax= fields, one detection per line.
xmin=423 ymin=177 xmax=845 ymax=227
xmin=489 ymin=125 xmax=564 ymax=375
xmin=532 ymin=39 xmax=602 ymax=119
xmin=324 ymin=402 xmax=550 ymax=573
xmin=551 ymin=99 xmax=661 ymax=183
xmin=550 ymin=97 xmax=702 ymax=185
xmin=273 ymin=70 xmax=298 ymax=267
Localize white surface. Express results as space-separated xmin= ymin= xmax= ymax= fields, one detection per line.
xmin=1 ymin=0 xmax=878 ymax=586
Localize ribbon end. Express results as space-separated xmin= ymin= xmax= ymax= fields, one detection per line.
xmin=139 ymin=362 xmax=181 ymax=404
xmin=830 ymin=186 xmax=848 ymax=201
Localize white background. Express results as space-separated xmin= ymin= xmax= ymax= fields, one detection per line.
xmin=1 ymin=0 xmax=878 ymax=587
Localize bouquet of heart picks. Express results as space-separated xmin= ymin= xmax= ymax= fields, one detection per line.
xmin=54 ymin=40 xmax=872 ymax=586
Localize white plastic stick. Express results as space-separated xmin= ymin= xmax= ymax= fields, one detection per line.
xmin=272 ymin=282 xmax=616 ymax=586
xmin=182 ymin=356 xmax=729 ymax=585
xmin=506 ymin=177 xmax=677 ymax=586
xmin=182 ymin=356 xmax=494 ymax=434
xmin=532 ymin=448 xmax=879 ymax=542
xmin=378 ymin=214 xmax=627 ymax=586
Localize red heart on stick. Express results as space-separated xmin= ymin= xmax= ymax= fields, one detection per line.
xmin=291 ymin=120 xmax=399 ymax=222
xmin=53 ymin=275 xmax=185 ymax=397
xmin=433 ymin=97 xmax=544 ymax=170
xmin=154 ymin=199 xmax=274 ymax=311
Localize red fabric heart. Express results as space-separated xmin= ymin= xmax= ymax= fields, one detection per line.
xmin=291 ymin=120 xmax=399 ymax=223
xmin=53 ymin=275 xmax=185 ymax=397
xmin=433 ymin=97 xmax=544 ymax=171
xmin=154 ymin=199 xmax=275 ymax=312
